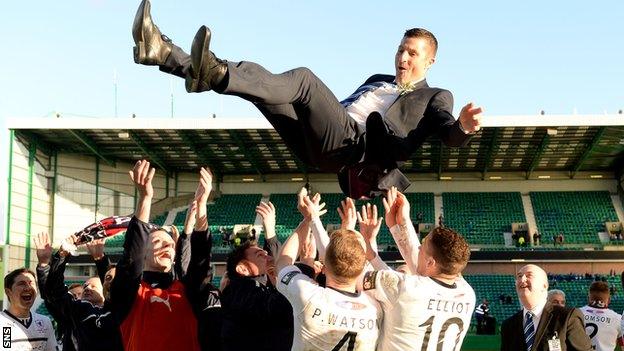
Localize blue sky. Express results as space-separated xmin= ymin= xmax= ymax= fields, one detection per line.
xmin=1 ymin=0 xmax=623 ymax=121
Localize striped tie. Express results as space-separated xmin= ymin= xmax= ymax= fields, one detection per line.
xmin=524 ymin=311 xmax=535 ymax=351
xmin=340 ymin=81 xmax=388 ymax=107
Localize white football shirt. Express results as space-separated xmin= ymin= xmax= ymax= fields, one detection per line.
xmin=363 ymin=270 xmax=475 ymax=351
xmin=0 ymin=310 xmax=57 ymax=351
xmin=580 ymin=305 xmax=622 ymax=351
xmin=277 ymin=265 xmax=381 ymax=350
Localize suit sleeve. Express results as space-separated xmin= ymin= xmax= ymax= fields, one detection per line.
xmin=183 ymin=229 xmax=213 ymax=313
xmin=174 ymin=231 xmax=191 ymax=279
xmin=566 ymin=308 xmax=593 ymax=351
xmin=44 ymin=253 xmax=88 ymax=325
xmin=110 ymin=216 xmax=150 ymax=323
xmin=427 ymin=90 xmax=472 ymax=148
xmin=499 ymin=319 xmax=510 ymax=351
xmin=36 ymin=264 xmax=68 ymax=325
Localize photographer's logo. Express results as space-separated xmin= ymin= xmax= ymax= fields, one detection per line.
xmin=2 ymin=327 xmax=10 ymax=348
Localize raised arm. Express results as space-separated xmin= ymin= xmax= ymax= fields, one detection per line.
xmin=297 ymin=189 xmax=328 ymax=260
xmin=256 ymin=201 xmax=280 ymax=259
xmin=44 ymin=235 xmax=81 ymax=316
xmin=383 ymin=187 xmax=419 ymax=274
xmin=175 ymin=200 xmax=198 ymax=279
xmin=358 ymin=203 xmax=390 ymax=271
xmin=110 ymin=160 xmax=155 ymax=323
xmin=338 ymin=197 xmax=357 ymax=231
xmin=85 ymin=238 xmax=111 ymax=284
xmin=185 ymin=167 xmax=216 ymax=310
xmin=276 ymin=219 xmax=311 ymax=273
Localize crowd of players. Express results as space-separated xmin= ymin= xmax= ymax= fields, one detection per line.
xmin=0 ymin=160 xmax=622 ymax=350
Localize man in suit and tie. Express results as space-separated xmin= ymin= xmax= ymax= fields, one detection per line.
xmin=132 ymin=0 xmax=483 ymax=198
xmin=501 ymin=264 xmax=592 ymax=351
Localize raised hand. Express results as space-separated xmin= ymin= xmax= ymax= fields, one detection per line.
xmin=256 ymin=201 xmax=276 ymax=236
xmin=195 ymin=167 xmax=213 ymax=204
xmin=59 ymin=234 xmax=79 ymax=257
xmin=33 ymin=232 xmax=52 ymax=266
xmin=382 ymin=187 xmax=399 ymax=228
xmin=357 ymin=203 xmax=383 ymax=247
xmin=338 ymin=198 xmax=357 ymax=231
xmin=301 ymin=194 xmax=327 ymax=220
xmin=458 ymin=102 xmax=483 ymax=134
xmin=128 ymin=160 xmax=156 ymax=198
xmin=85 ymin=238 xmax=106 ymax=260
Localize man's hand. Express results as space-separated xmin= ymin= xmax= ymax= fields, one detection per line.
xmin=395 ymin=192 xmax=411 ymax=226
xmin=195 ymin=167 xmax=213 ymax=204
xmin=85 ymin=238 xmax=106 ymax=261
xmin=59 ymin=234 xmax=79 ymax=258
xmin=338 ymin=198 xmax=357 ymax=231
xmin=458 ymin=102 xmax=483 ymax=134
xmin=383 ymin=187 xmax=399 ymax=228
xmin=358 ymin=203 xmax=383 ymax=247
xmin=299 ymin=230 xmax=317 ymax=267
xmin=301 ymin=193 xmax=327 ymax=220
xmin=256 ymin=201 xmax=277 ymax=240
xmin=128 ymin=160 xmax=155 ymax=199
xmin=383 ymin=187 xmax=411 ymax=227
xmin=33 ymin=232 xmax=52 ymax=266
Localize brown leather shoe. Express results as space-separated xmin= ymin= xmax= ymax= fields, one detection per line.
xmin=132 ymin=0 xmax=172 ymax=65
xmin=185 ymin=25 xmax=228 ymax=93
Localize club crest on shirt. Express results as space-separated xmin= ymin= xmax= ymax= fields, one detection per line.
xmin=281 ymin=271 xmax=299 ymax=285
xmin=362 ymin=271 xmax=377 ymax=290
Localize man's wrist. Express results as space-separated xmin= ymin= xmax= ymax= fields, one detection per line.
xmin=458 ymin=119 xmax=475 ymax=135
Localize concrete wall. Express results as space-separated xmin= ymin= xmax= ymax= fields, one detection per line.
xmin=5 ymin=138 xmax=52 ymax=270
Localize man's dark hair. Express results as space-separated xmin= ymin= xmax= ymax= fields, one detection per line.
xmin=427 ymin=227 xmax=470 ymax=275
xmin=589 ymin=281 xmax=610 ymax=305
xmin=4 ymin=268 xmax=37 ymax=301
xmin=404 ymin=28 xmax=438 ymax=56
xmin=226 ymin=241 xmax=254 ymax=278
xmin=68 ymin=283 xmax=83 ymax=291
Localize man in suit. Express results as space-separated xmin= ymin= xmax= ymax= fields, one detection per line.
xmin=501 ymin=264 xmax=592 ymax=351
xmin=132 ymin=0 xmax=483 ymax=198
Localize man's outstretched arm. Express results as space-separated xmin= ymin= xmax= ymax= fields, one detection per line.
xmin=110 ymin=160 xmax=155 ymax=324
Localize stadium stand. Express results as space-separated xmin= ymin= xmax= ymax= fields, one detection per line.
xmin=442 ymin=192 xmax=526 ymax=245
xmin=531 ymin=191 xmax=619 ymax=245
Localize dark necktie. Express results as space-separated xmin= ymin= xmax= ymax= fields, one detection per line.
xmin=524 ymin=311 xmax=535 ymax=351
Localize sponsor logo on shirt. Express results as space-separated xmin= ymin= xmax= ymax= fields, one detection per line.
xmin=281 ymin=271 xmax=299 ymax=285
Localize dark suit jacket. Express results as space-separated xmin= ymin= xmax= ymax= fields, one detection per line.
xmin=500 ymin=304 xmax=592 ymax=351
xmin=362 ymin=74 xmax=471 ymax=166
xmin=338 ymin=74 xmax=472 ymax=198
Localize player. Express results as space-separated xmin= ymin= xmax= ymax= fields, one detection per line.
xmin=276 ymin=193 xmax=381 ymax=350
xmin=580 ymin=281 xmax=623 ymax=351
xmin=362 ymin=188 xmax=475 ymax=351
xmin=1 ymin=268 xmax=57 ymax=351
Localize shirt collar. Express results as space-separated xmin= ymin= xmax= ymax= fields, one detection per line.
xmin=523 ymin=299 xmax=547 ymax=320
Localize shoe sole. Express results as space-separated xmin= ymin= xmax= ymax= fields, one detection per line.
xmin=186 ymin=25 xmax=212 ymax=92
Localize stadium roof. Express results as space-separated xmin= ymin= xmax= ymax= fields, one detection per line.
xmin=8 ymin=114 xmax=624 ymax=180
